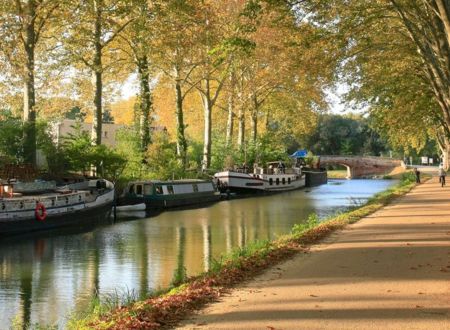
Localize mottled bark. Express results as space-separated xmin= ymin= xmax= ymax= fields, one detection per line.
xmin=226 ymin=94 xmax=235 ymax=147
xmin=201 ymin=80 xmax=213 ymax=170
xmin=137 ymin=55 xmax=152 ymax=151
xmin=22 ymin=0 xmax=37 ymax=166
xmin=250 ymin=93 xmax=258 ymax=143
xmin=226 ymin=71 xmax=236 ymax=147
xmin=175 ymin=74 xmax=187 ymax=169
xmin=237 ymin=105 xmax=245 ymax=149
xmin=91 ymin=0 xmax=103 ymax=146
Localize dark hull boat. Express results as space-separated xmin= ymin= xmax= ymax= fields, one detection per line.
xmin=0 ymin=179 xmax=114 ymax=237
xmin=119 ymin=179 xmax=220 ymax=210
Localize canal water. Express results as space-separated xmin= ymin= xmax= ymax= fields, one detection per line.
xmin=0 ymin=179 xmax=396 ymax=328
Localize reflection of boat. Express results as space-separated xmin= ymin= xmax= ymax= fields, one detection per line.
xmin=119 ymin=179 xmax=221 ymax=210
xmin=0 ymin=179 xmax=114 ymax=236
xmin=214 ymin=161 xmax=305 ymax=194
xmin=116 ymin=203 xmax=146 ymax=212
xmin=112 ymin=210 xmax=147 ymax=220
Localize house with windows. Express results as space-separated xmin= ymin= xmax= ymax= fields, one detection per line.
xmin=51 ymin=119 xmax=125 ymax=147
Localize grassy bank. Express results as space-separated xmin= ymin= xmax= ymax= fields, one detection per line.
xmin=70 ymin=174 xmax=417 ymax=330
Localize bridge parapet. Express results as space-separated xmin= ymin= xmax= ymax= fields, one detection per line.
xmin=318 ymin=155 xmax=402 ymax=179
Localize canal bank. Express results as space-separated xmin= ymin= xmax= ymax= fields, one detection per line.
xmin=177 ymin=176 xmax=450 ymax=330
xmin=79 ymin=176 xmax=418 ymax=329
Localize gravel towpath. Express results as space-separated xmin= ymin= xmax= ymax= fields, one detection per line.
xmin=177 ymin=177 xmax=450 ymax=330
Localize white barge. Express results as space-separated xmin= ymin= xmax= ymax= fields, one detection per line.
xmin=0 ymin=179 xmax=114 ymax=236
xmin=214 ymin=161 xmax=305 ymax=194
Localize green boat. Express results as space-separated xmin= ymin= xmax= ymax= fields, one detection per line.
xmin=119 ymin=179 xmax=221 ymax=210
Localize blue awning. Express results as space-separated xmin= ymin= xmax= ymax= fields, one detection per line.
xmin=290 ymin=149 xmax=308 ymax=158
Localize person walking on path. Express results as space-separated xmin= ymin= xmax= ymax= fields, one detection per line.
xmin=439 ymin=166 xmax=446 ymax=187
xmin=414 ymin=167 xmax=421 ymax=183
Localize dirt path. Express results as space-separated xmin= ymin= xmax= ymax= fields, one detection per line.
xmin=177 ymin=177 xmax=450 ymax=330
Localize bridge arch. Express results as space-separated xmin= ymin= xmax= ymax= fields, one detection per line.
xmin=318 ymin=156 xmax=402 ymax=179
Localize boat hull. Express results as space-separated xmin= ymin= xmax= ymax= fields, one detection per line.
xmin=0 ymin=202 xmax=113 ymax=237
xmin=214 ymin=171 xmax=305 ymax=194
xmin=0 ymin=188 xmax=115 ymax=237
xmin=120 ymin=179 xmax=221 ymax=210
xmin=120 ymin=192 xmax=221 ymax=210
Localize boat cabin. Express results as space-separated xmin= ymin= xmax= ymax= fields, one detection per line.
xmin=125 ymin=180 xmax=216 ymax=198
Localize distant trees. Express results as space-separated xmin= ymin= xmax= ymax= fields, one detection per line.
xmin=305 ymin=114 xmax=388 ymax=157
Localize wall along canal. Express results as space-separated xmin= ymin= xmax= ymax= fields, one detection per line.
xmin=0 ymin=179 xmax=396 ymax=328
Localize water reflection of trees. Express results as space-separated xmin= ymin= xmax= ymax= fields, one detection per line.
xmin=1 ymin=185 xmax=345 ymax=328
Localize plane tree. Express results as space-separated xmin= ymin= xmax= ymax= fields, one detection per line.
xmin=61 ymin=0 xmax=133 ymax=146
xmin=0 ymin=0 xmax=60 ymax=165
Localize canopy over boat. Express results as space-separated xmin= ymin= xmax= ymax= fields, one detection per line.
xmin=290 ymin=149 xmax=308 ymax=158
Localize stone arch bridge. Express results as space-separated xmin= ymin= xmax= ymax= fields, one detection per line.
xmin=319 ymin=155 xmax=403 ymax=179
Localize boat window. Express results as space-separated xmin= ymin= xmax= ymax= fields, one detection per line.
xmin=288 ymin=177 xmax=291 ymax=184
xmin=269 ymin=178 xmax=273 ymax=185
xmin=167 ymin=185 xmax=174 ymax=194
xmin=282 ymin=178 xmax=286 ymax=184
xmin=129 ymin=184 xmax=134 ymax=194
xmin=144 ymin=184 xmax=152 ymax=195
xmin=193 ymin=184 xmax=198 ymax=192
xmin=155 ymin=186 xmax=163 ymax=194
xmin=136 ymin=185 xmax=143 ymax=195
xmin=276 ymin=178 xmax=280 ymax=185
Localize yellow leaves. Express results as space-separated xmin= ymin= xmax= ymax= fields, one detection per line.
xmin=111 ymin=97 xmax=136 ymax=125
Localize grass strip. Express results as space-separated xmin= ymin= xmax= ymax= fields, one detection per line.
xmin=71 ymin=173 xmax=416 ymax=330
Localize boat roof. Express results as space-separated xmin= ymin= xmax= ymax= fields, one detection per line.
xmin=129 ymin=179 xmax=211 ymax=185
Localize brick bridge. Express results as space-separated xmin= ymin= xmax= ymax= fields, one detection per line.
xmin=319 ymin=155 xmax=404 ymax=179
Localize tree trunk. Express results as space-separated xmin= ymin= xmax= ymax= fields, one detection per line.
xmin=175 ymin=75 xmax=187 ymax=169
xmin=91 ymin=0 xmax=103 ymax=146
xmin=226 ymin=72 xmax=235 ymax=147
xmin=226 ymin=92 xmax=234 ymax=147
xmin=250 ymin=93 xmax=258 ymax=143
xmin=237 ymin=105 xmax=245 ymax=149
xmin=201 ymin=79 xmax=213 ymax=171
xmin=437 ymin=133 xmax=450 ymax=170
xmin=137 ymin=55 xmax=151 ymax=151
xmin=22 ymin=0 xmax=37 ymax=166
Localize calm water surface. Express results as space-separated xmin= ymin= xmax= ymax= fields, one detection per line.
xmin=0 ymin=179 xmax=396 ymax=328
